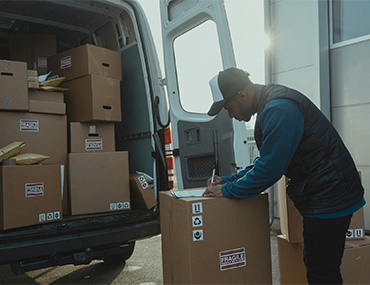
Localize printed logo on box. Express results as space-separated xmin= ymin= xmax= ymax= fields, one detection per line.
xmin=123 ymin=202 xmax=130 ymax=209
xmin=39 ymin=213 xmax=46 ymax=222
xmin=355 ymin=228 xmax=364 ymax=238
xmin=54 ymin=211 xmax=61 ymax=220
xmin=193 ymin=229 xmax=203 ymax=241
xmin=192 ymin=202 xmax=203 ymax=214
xmin=47 ymin=212 xmax=53 ymax=221
xmin=346 ymin=229 xmax=354 ymax=238
xmin=219 ymin=247 xmax=247 ymax=271
xmin=110 ymin=203 xmax=117 ymax=210
xmin=60 ymin=55 xmax=72 ymax=69
xmin=141 ymin=182 xmax=149 ymax=189
xmin=192 ymin=215 xmax=203 ymax=227
xmin=20 ymin=119 xmax=39 ymax=132
xmin=85 ymin=139 xmax=103 ymax=151
xmin=117 ymin=202 xmax=123 ymax=210
xmin=138 ymin=175 xmax=146 ymax=183
xmin=25 ymin=182 xmax=44 ymax=197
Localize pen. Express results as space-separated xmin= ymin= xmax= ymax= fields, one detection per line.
xmin=211 ymin=169 xmax=216 ymax=184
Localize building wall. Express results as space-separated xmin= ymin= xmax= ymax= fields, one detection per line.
xmin=331 ymin=40 xmax=370 ymax=229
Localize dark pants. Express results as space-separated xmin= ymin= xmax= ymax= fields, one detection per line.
xmin=302 ymin=214 xmax=352 ymax=284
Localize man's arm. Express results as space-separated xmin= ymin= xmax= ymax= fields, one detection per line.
xmin=221 ymin=99 xmax=304 ymax=199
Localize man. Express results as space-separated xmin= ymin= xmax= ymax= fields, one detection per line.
xmin=203 ymin=67 xmax=365 ymax=284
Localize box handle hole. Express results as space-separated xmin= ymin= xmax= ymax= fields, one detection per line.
xmin=102 ymin=63 xmax=110 ymax=67
xmin=103 ymin=105 xmax=112 ymax=110
xmin=88 ymin=133 xmax=99 ymax=137
xmin=1 ymin=72 xmax=13 ymax=76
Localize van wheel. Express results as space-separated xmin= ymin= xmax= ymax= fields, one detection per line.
xmin=103 ymin=242 xmax=135 ymax=264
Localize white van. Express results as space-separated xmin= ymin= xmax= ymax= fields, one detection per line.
xmin=0 ymin=0 xmax=249 ymax=273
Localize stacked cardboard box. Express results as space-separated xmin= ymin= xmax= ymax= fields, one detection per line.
xmin=0 ymin=56 xmax=66 ymax=229
xmin=160 ymin=191 xmax=272 ymax=284
xmin=48 ymin=44 xmax=130 ymax=215
xmin=277 ymin=175 xmax=367 ymax=284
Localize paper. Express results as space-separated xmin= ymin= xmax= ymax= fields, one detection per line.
xmin=171 ymin=188 xmax=205 ymax=198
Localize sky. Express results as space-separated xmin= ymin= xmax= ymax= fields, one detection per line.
xmin=137 ymin=0 xmax=267 ymax=127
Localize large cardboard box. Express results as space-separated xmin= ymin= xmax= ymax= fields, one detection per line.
xmin=278 ymin=176 xmax=365 ymax=242
xmin=10 ymin=34 xmax=57 ymax=75
xmin=0 ymin=60 xmax=28 ymax=111
xmin=129 ymin=173 xmax=157 ymax=210
xmin=62 ymin=75 xmax=121 ymax=122
xmin=48 ymin=44 xmax=122 ymax=81
xmin=160 ymin=191 xmax=272 ymax=284
xmin=0 ymin=112 xmax=68 ymax=214
xmin=68 ymin=151 xmax=130 ymax=215
xmin=0 ymin=164 xmax=62 ymax=230
xmin=69 ymin=122 xmax=115 ymax=153
xmin=28 ymin=90 xmax=65 ymax=115
xmin=277 ymin=235 xmax=370 ymax=284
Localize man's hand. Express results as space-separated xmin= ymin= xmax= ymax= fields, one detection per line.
xmin=202 ymin=184 xmax=224 ymax=197
xmin=207 ymin=175 xmax=223 ymax=186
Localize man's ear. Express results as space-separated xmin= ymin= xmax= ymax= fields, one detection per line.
xmin=237 ymin=91 xmax=249 ymax=102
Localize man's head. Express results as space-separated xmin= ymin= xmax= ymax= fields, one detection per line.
xmin=208 ymin=67 xmax=255 ymax=122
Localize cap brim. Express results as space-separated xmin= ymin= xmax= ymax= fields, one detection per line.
xmin=207 ymin=100 xmax=225 ymax=116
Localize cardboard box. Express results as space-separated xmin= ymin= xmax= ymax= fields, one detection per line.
xmin=48 ymin=44 xmax=122 ymax=81
xmin=69 ymin=122 xmax=115 ymax=153
xmin=278 ymin=176 xmax=365 ymax=242
xmin=0 ymin=164 xmax=62 ymax=230
xmin=10 ymin=34 xmax=57 ymax=75
xmin=0 ymin=112 xmax=68 ymax=214
xmin=0 ymin=59 xmax=28 ymax=111
xmin=277 ymin=235 xmax=370 ymax=285
xmin=68 ymin=151 xmax=130 ymax=215
xmin=129 ymin=173 xmax=157 ymax=210
xmin=62 ymin=75 xmax=121 ymax=122
xmin=160 ymin=191 xmax=272 ymax=284
xmin=28 ymin=90 xmax=65 ymax=115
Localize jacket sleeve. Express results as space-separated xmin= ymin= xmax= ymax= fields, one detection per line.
xmin=221 ymin=99 xmax=304 ymax=199
xmin=221 ymin=164 xmax=254 ymax=183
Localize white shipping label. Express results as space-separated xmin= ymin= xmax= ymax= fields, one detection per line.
xmin=20 ymin=119 xmax=39 ymax=132
xmin=25 ymin=182 xmax=44 ymax=197
xmin=219 ymin=247 xmax=247 ymax=271
xmin=355 ymin=228 xmax=364 ymax=238
xmin=193 ymin=229 xmax=203 ymax=241
xmin=192 ymin=202 xmax=203 ymax=214
xmin=85 ymin=139 xmax=103 ymax=151
xmin=39 ymin=213 xmax=46 ymax=222
xmin=192 ymin=215 xmax=203 ymax=227
xmin=346 ymin=229 xmax=354 ymax=239
xmin=60 ymin=55 xmax=71 ymax=69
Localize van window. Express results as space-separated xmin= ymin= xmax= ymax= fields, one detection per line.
xmin=332 ymin=0 xmax=370 ymax=44
xmin=174 ymin=20 xmax=223 ymax=113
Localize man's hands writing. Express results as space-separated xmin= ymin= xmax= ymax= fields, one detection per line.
xmin=203 ymin=175 xmax=224 ymax=197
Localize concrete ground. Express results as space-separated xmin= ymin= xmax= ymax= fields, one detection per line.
xmin=0 ymin=233 xmax=280 ymax=284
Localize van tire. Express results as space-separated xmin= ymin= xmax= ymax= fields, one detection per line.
xmin=103 ymin=242 xmax=135 ymax=264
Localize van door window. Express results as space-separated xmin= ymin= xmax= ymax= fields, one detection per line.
xmin=173 ymin=20 xmax=222 ymax=114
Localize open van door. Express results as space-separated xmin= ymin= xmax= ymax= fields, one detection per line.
xmin=160 ymin=0 xmax=250 ymax=189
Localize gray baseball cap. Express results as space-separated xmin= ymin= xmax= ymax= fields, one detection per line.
xmin=208 ymin=67 xmax=250 ymax=116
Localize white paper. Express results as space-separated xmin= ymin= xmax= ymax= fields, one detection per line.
xmin=170 ymin=188 xmax=205 ymax=198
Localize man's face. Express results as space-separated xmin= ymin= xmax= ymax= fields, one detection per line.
xmin=223 ymin=94 xmax=254 ymax=122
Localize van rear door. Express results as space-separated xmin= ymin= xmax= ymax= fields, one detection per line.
xmin=160 ymin=0 xmax=249 ymax=189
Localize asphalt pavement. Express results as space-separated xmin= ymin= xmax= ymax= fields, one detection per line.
xmin=0 ymin=234 xmax=280 ymax=284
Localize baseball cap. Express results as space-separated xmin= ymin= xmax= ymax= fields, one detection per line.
xmin=207 ymin=67 xmax=250 ymax=116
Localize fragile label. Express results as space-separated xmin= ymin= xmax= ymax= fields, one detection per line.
xmin=219 ymin=247 xmax=246 ymax=271
xmin=110 ymin=202 xmax=130 ymax=210
xmin=25 ymin=182 xmax=44 ymax=197
xmin=192 ymin=202 xmax=203 ymax=214
xmin=20 ymin=119 xmax=39 ymax=132
xmin=85 ymin=139 xmax=103 ymax=151
xmin=60 ymin=55 xmax=71 ymax=69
